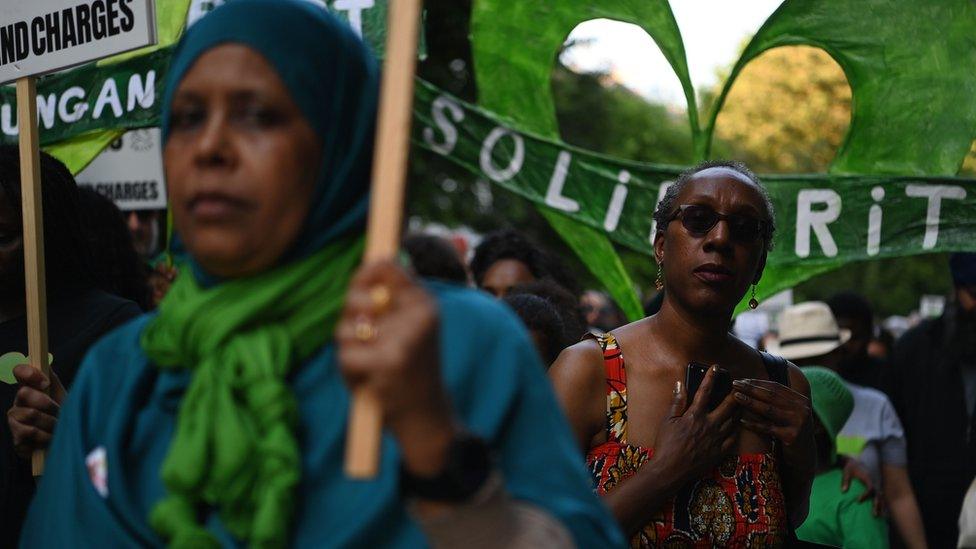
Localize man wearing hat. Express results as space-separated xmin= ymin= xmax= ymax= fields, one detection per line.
xmin=795 ymin=367 xmax=889 ymax=548
xmin=887 ymin=253 xmax=976 ymax=548
xmin=771 ymin=302 xmax=927 ymax=548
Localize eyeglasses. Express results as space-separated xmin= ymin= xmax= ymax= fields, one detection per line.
xmin=667 ymin=204 xmax=768 ymax=244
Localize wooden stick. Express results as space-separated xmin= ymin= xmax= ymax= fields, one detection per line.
xmin=345 ymin=0 xmax=423 ymax=479
xmin=16 ymin=77 xmax=50 ymax=477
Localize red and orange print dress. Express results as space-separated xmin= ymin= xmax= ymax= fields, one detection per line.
xmin=585 ymin=333 xmax=788 ymax=548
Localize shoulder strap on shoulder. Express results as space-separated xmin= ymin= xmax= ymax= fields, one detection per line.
xmin=760 ymin=351 xmax=791 ymax=388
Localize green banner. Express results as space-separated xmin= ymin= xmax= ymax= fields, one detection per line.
xmin=0 ymin=49 xmax=169 ymax=147
xmin=4 ymin=50 xmax=976 ymax=313
xmin=411 ymin=81 xmax=976 ymax=310
xmin=5 ymin=0 xmax=976 ymax=316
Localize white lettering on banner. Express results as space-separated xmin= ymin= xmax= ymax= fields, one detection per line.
xmin=58 ymin=86 xmax=87 ymax=122
xmin=37 ymin=93 xmax=57 ymax=129
xmin=333 ymin=0 xmax=375 ymax=37
xmin=126 ymin=70 xmax=154 ymax=111
xmin=604 ymin=170 xmax=630 ymax=232
xmin=649 ymin=181 xmax=673 ymax=243
xmin=93 ymin=77 xmax=123 ymax=119
xmin=905 ymin=183 xmax=967 ymax=249
xmin=1 ymin=104 xmax=16 ymax=135
xmin=423 ymin=95 xmax=463 ymax=155
xmin=796 ymin=189 xmax=841 ymax=258
xmin=544 ymin=151 xmax=579 ymax=212
xmin=480 ymin=126 xmax=524 ymax=182
xmin=0 ymin=0 xmax=156 ymax=85
xmin=867 ymin=186 xmax=884 ymax=256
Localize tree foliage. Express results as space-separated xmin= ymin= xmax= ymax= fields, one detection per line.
xmin=713 ymin=46 xmax=852 ymax=173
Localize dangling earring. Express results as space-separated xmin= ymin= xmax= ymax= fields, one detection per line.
xmin=655 ymin=263 xmax=664 ymax=291
xmin=749 ymin=285 xmax=759 ymax=309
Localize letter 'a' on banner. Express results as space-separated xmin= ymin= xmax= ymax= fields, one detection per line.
xmin=0 ymin=0 xmax=156 ymax=475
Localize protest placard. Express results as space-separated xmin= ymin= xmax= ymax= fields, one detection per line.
xmin=2 ymin=0 xmax=156 ymax=474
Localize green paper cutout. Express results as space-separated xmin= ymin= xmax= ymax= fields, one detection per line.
xmin=469 ymin=0 xmax=694 ymax=319
xmin=469 ymin=0 xmax=976 ymax=314
xmin=0 ymin=352 xmax=55 ymax=385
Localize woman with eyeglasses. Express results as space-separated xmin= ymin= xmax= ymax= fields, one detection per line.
xmin=549 ymin=161 xmax=816 ymax=547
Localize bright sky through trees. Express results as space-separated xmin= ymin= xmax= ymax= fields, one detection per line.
xmin=561 ymin=0 xmax=782 ymax=107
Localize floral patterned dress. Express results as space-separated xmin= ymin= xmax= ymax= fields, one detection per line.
xmin=585 ymin=333 xmax=788 ymax=548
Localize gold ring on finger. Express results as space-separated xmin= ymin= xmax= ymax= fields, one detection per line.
xmin=353 ymin=315 xmax=378 ymax=343
xmin=369 ymin=284 xmax=391 ymax=313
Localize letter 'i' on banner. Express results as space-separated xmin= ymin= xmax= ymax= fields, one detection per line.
xmin=345 ymin=0 xmax=424 ymax=479
xmin=1 ymin=0 xmax=157 ymax=475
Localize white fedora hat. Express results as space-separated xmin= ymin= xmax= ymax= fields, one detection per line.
xmin=767 ymin=301 xmax=851 ymax=360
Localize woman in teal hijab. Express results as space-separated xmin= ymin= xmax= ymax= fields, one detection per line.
xmin=18 ymin=0 xmax=622 ymax=547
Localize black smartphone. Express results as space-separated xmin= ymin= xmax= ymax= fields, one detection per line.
xmin=685 ymin=362 xmax=733 ymax=411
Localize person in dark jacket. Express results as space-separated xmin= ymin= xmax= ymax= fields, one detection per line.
xmin=886 ymin=252 xmax=976 ymax=548
xmin=0 ymin=146 xmax=142 ymax=546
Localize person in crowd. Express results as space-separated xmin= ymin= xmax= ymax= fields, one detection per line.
xmin=502 ymin=293 xmax=568 ymax=368
xmin=795 ymin=367 xmax=890 ymax=548
xmin=828 ymin=291 xmax=886 ymax=390
xmin=13 ymin=2 xmax=623 ymax=546
xmin=77 ymin=188 xmax=153 ymax=310
xmin=126 ymin=209 xmax=164 ymax=260
xmin=0 ymin=147 xmax=142 ymax=546
xmin=886 ymin=252 xmax=976 ymax=548
xmin=549 ymin=161 xmax=816 ymax=546
xmin=581 ymin=290 xmax=627 ymax=334
xmin=869 ymin=327 xmax=896 ymax=363
xmin=510 ymin=279 xmax=587 ymax=343
xmin=470 ymin=229 xmax=554 ymax=297
xmin=770 ymin=301 xmax=926 ymax=548
xmin=401 ymin=232 xmax=468 ymax=285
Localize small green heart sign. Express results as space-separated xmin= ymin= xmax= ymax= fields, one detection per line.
xmin=0 ymin=353 xmax=55 ymax=385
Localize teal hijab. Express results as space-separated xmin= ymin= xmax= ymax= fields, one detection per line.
xmin=161 ymin=0 xmax=378 ymax=268
xmin=144 ymin=1 xmax=378 ymax=546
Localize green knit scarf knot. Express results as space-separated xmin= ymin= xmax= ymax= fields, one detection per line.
xmin=141 ymin=237 xmax=363 ymax=548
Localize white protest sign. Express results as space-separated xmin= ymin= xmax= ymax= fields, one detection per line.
xmin=76 ymin=127 xmax=166 ymax=211
xmin=0 ymin=0 xmax=157 ymax=85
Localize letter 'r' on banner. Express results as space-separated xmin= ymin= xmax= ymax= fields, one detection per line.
xmin=1 ymin=0 xmax=156 ymax=475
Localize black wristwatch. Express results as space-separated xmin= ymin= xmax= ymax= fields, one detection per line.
xmin=400 ymin=432 xmax=492 ymax=502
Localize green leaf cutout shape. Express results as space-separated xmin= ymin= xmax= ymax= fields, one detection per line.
xmin=0 ymin=352 xmax=55 ymax=385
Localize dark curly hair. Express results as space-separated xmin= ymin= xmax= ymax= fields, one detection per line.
xmin=652 ymin=160 xmax=776 ymax=251
xmin=502 ymin=293 xmax=567 ymax=367
xmin=77 ymin=188 xmax=152 ymax=310
xmin=402 ymin=232 xmax=468 ymax=284
xmin=470 ymin=229 xmax=551 ymax=287
xmin=510 ymin=279 xmax=587 ymax=343
xmin=0 ymin=145 xmax=96 ymax=296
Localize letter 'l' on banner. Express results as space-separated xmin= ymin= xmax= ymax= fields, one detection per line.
xmin=1 ymin=0 xmax=156 ymax=475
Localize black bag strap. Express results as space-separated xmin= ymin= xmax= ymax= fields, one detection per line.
xmin=759 ymin=351 xmax=803 ymax=544
xmin=760 ymin=351 xmax=791 ymax=387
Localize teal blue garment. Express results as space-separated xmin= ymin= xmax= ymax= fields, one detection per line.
xmin=22 ymin=283 xmax=624 ymax=547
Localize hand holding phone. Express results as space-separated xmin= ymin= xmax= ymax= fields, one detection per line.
xmin=686 ymin=362 xmax=733 ymax=412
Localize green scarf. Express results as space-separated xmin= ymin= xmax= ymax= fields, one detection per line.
xmin=141 ymin=237 xmax=363 ymax=547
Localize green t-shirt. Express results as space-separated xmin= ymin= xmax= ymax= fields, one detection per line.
xmin=796 ymin=468 xmax=890 ymax=549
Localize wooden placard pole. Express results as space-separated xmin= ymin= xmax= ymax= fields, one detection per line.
xmin=15 ymin=77 xmax=51 ymax=477
xmin=345 ymin=0 xmax=424 ymax=479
